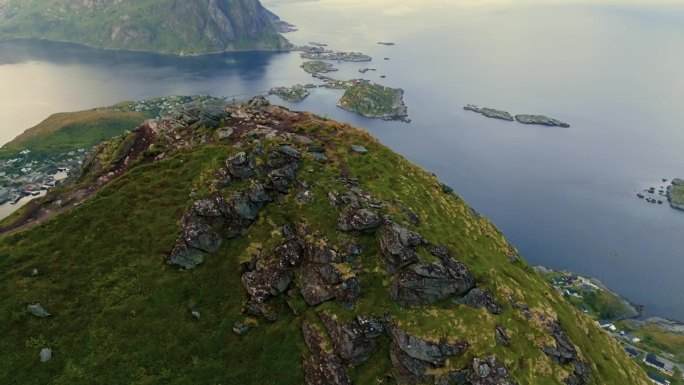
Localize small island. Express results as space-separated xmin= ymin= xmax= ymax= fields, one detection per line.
xmin=463 ymin=105 xmax=514 ymax=121
xmin=269 ymin=85 xmax=310 ymax=102
xmin=515 ymin=114 xmax=570 ymax=128
xmin=337 ymin=82 xmax=408 ymax=122
xmin=301 ymin=60 xmax=338 ymax=75
xmin=667 ymin=178 xmax=684 ymax=211
xmin=301 ymin=50 xmax=372 ymax=62
xmin=377 ymin=42 xmax=396 ymax=46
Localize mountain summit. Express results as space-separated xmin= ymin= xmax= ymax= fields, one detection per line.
xmin=0 ymin=97 xmax=649 ymax=384
xmin=0 ymin=0 xmax=290 ymax=53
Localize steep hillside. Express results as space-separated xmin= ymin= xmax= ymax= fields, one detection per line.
xmin=0 ymin=0 xmax=290 ymax=54
xmin=0 ymin=97 xmax=649 ymax=385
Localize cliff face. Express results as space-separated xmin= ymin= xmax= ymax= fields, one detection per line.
xmin=0 ymin=97 xmax=650 ymax=385
xmin=0 ymin=0 xmax=290 ymax=53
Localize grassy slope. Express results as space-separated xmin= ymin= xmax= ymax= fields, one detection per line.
xmin=0 ymin=117 xmax=649 ymax=384
xmin=0 ymin=0 xmax=286 ymax=54
xmin=0 ymin=104 xmax=148 ymax=159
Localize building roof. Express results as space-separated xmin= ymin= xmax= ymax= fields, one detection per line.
xmin=645 ymin=353 xmax=666 ymax=368
xmin=648 ymin=373 xmax=668 ymax=385
xmin=625 ymin=347 xmax=639 ymax=357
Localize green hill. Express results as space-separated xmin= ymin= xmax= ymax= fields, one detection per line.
xmin=0 ymin=0 xmax=290 ymax=54
xmin=0 ymin=97 xmax=649 ymax=384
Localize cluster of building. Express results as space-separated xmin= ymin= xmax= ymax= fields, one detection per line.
xmin=0 ymin=150 xmax=77 ymax=206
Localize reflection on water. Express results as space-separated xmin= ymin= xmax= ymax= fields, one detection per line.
xmin=1 ymin=0 xmax=684 ymax=320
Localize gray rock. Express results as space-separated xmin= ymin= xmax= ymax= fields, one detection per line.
xmin=307 ymin=145 xmax=325 ymax=153
xmin=166 ymin=240 xmax=205 ymax=270
xmin=191 ymin=310 xmax=201 ymax=319
xmin=494 ymin=324 xmax=509 ymax=346
xmin=27 ymin=303 xmax=51 ymax=318
xmin=180 ymin=214 xmax=222 ymax=253
xmin=350 ymin=145 xmax=368 ymax=154
xmin=468 ymin=356 xmax=516 ymax=385
xmin=462 ymin=288 xmax=502 ymax=314
xmin=319 ymin=313 xmax=382 ymax=366
xmin=293 ymin=135 xmax=314 ymax=145
xmin=390 ymin=258 xmax=475 ymax=307
xmin=218 ymin=127 xmax=234 ymax=140
xmin=389 ymin=324 xmax=467 ymax=384
xmin=39 ymin=348 xmax=52 ymax=363
xmin=379 ymin=221 xmax=423 ymax=274
xmin=337 ymin=206 xmax=381 ymax=232
xmin=542 ymin=321 xmax=578 ymax=364
xmin=302 ymin=319 xmax=352 ymax=385
xmin=311 ymin=152 xmax=327 ymax=162
xmin=226 ymin=151 xmax=256 ymax=180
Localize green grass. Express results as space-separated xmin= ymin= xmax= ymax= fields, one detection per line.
xmin=0 ymin=116 xmax=650 ymax=384
xmin=0 ymin=104 xmax=149 ymax=160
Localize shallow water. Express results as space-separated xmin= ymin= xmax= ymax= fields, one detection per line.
xmin=0 ymin=0 xmax=683 ymax=319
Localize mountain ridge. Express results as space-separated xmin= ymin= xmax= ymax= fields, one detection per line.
xmin=0 ymin=0 xmax=291 ymax=54
xmin=0 ymin=97 xmax=649 ymax=384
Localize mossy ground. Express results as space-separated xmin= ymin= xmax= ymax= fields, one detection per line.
xmin=0 ymin=114 xmax=648 ymax=384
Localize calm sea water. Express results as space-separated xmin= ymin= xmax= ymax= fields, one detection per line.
xmin=0 ymin=0 xmax=683 ymax=320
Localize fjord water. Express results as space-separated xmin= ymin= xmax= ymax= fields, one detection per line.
xmin=1 ymin=0 xmax=683 ymax=320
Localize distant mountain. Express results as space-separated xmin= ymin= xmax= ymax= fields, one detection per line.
xmin=0 ymin=0 xmax=291 ymax=54
xmin=0 ymin=96 xmax=650 ymax=385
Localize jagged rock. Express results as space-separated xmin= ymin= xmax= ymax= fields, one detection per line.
xmin=390 ymin=258 xmax=475 ymax=307
xmin=218 ymin=127 xmax=234 ymax=140
xmin=180 ymin=214 xmax=222 ymax=253
xmin=275 ymin=238 xmax=305 ymax=267
xmin=191 ymin=194 xmax=229 ymax=217
xmin=567 ymin=360 xmax=591 ymax=384
xmin=27 ymin=303 xmax=51 ymax=318
xmin=462 ymin=288 xmax=502 ymax=314
xmin=293 ymin=134 xmax=314 ymax=145
xmin=542 ymin=321 xmax=578 ymax=364
xmin=305 ymin=244 xmax=341 ymax=264
xmin=302 ymin=319 xmax=352 ymax=385
xmin=379 ymin=221 xmax=424 ymax=274
xmin=242 ymin=263 xmax=294 ymax=304
xmin=166 ymin=239 xmax=205 ymax=269
xmin=468 ymin=356 xmax=517 ymax=385
xmin=337 ymin=205 xmax=381 ymax=232
xmin=172 ymin=102 xmax=228 ymax=129
xmin=39 ymin=347 xmax=52 ymax=363
xmin=494 ymin=324 xmax=509 ymax=346
xmin=328 ymin=191 xmax=355 ymax=207
xmin=226 ymin=151 xmax=256 ymax=179
xmin=389 ymin=324 xmax=467 ymax=384
xmin=300 ymin=263 xmax=359 ymax=307
xmin=319 ymin=313 xmax=382 ymax=366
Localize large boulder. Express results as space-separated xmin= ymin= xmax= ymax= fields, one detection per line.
xmin=180 ymin=214 xmax=222 ymax=253
xmin=337 ymin=205 xmax=381 ymax=232
xmin=390 ymin=258 xmax=475 ymax=307
xmin=462 ymin=288 xmax=502 ymax=314
xmin=302 ymin=319 xmax=352 ymax=385
xmin=389 ymin=324 xmax=468 ymax=384
xmin=226 ymin=151 xmax=256 ymax=180
xmin=319 ymin=313 xmax=383 ymax=366
xmin=379 ymin=221 xmax=424 ymax=274
xmin=300 ymin=264 xmax=360 ymax=306
xmin=166 ymin=239 xmax=205 ymax=270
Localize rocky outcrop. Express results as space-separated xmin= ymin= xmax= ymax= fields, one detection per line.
xmin=300 ymin=263 xmax=360 ymax=307
xmin=390 ymin=257 xmax=475 ymax=307
xmin=337 ymin=204 xmax=381 ymax=232
xmin=319 ymin=313 xmax=383 ymax=366
xmin=302 ymin=319 xmax=352 ymax=385
xmin=389 ymin=323 xmax=468 ymax=384
xmin=462 ymin=288 xmax=502 ymax=314
xmin=168 ymin=102 xmax=228 ymax=129
xmin=379 ymin=221 xmax=424 ymax=274
xmin=467 ymin=356 xmax=517 ymax=385
xmin=541 ymin=321 xmax=591 ymax=385
xmin=167 ymin=145 xmax=300 ymax=270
